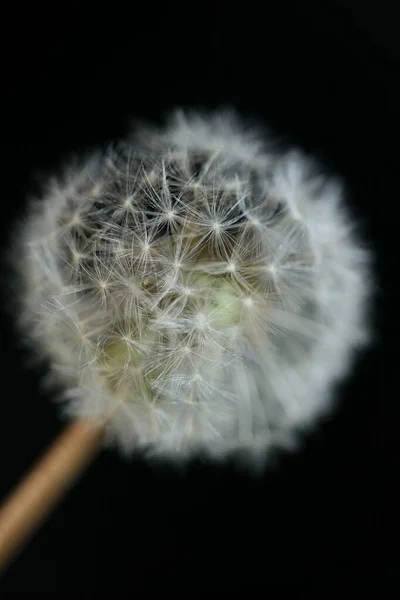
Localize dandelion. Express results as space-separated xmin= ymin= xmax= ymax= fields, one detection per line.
xmin=15 ymin=109 xmax=373 ymax=461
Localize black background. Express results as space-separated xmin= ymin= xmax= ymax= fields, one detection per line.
xmin=0 ymin=1 xmax=394 ymax=595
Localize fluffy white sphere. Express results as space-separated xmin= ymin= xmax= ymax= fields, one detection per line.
xmin=15 ymin=109 xmax=373 ymax=463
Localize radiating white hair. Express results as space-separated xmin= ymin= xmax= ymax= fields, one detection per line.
xmin=14 ymin=109 xmax=373 ymax=464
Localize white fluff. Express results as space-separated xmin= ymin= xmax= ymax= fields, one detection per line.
xmin=14 ymin=109 xmax=373 ymax=464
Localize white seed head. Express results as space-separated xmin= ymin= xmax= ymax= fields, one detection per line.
xmin=14 ymin=109 xmax=373 ymax=464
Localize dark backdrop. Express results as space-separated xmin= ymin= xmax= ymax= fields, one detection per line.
xmin=0 ymin=2 xmax=394 ymax=595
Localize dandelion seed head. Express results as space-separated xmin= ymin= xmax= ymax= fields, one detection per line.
xmin=15 ymin=108 xmax=374 ymax=465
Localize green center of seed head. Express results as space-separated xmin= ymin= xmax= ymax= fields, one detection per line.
xmin=101 ymin=273 xmax=242 ymax=395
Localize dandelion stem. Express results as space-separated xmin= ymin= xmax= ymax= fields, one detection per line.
xmin=0 ymin=417 xmax=106 ymax=576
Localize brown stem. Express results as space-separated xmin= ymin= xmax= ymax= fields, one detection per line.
xmin=0 ymin=417 xmax=106 ymax=576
